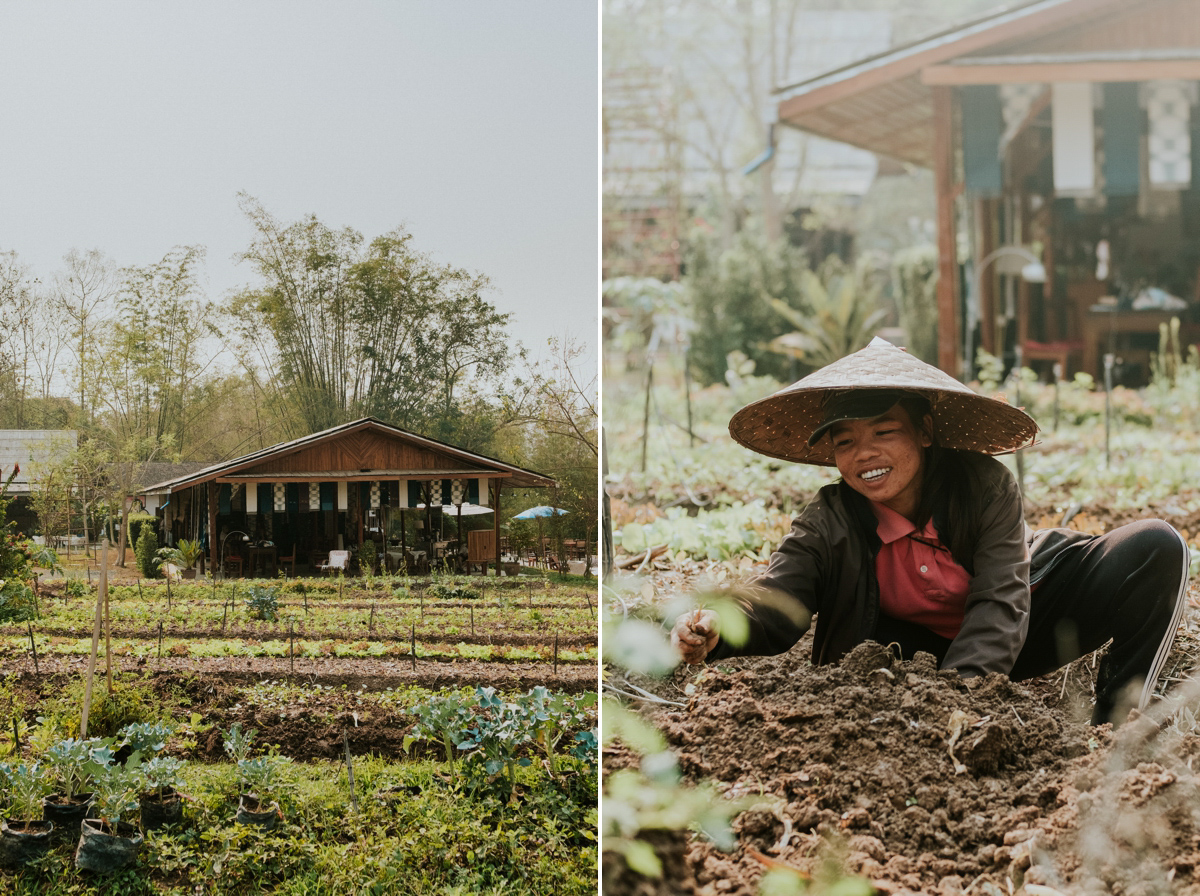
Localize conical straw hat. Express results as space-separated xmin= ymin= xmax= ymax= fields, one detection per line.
xmin=728 ymin=338 xmax=1037 ymax=466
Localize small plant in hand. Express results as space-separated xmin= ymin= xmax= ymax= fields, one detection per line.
xmin=244 ymin=585 xmax=280 ymax=621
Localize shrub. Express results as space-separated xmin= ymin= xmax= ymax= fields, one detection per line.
xmin=135 ymin=525 xmax=161 ymax=579
xmin=245 ymin=585 xmax=279 ymax=621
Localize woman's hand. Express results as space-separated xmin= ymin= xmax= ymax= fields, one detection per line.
xmin=671 ymin=608 xmax=720 ymax=664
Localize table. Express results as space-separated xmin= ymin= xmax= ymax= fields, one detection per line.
xmin=246 ymin=545 xmax=277 ymax=578
xmin=1082 ymin=308 xmax=1178 ymax=381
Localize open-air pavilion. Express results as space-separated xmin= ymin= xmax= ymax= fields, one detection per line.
xmin=139 ymin=417 xmax=556 ymax=578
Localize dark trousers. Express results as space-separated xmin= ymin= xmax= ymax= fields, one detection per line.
xmin=875 ymin=519 xmax=1189 ymax=724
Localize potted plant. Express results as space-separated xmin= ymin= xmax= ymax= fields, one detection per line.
xmin=138 ymin=756 xmax=185 ymax=831
xmin=75 ymin=762 xmax=143 ymax=873
xmin=235 ymin=756 xmax=288 ymax=829
xmin=155 ymin=538 xmax=203 ymax=580
xmin=42 ymin=737 xmax=110 ymax=833
xmin=117 ymin=721 xmax=172 ymax=764
xmin=0 ymin=762 xmax=54 ymax=867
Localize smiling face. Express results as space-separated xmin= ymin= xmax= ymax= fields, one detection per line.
xmin=829 ymin=404 xmax=933 ymax=520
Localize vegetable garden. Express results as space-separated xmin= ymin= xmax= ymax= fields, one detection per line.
xmin=603 ymin=353 xmax=1200 ymax=895
xmin=0 ymin=563 xmax=598 ymax=894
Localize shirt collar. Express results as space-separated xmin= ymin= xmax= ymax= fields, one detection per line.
xmin=871 ymin=501 xmax=939 ymax=545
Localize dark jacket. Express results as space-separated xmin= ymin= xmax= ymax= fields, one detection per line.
xmin=710 ymin=452 xmax=1088 ymax=677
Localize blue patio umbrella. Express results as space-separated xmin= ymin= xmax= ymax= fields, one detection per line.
xmin=512 ymin=505 xmax=568 ymax=520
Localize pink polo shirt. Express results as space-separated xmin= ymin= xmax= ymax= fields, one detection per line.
xmin=872 ymin=502 xmax=971 ymax=639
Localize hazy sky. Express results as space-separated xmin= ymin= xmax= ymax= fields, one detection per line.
xmin=0 ymin=1 xmax=598 ymax=369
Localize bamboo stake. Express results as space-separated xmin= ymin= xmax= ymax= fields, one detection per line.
xmin=102 ymin=540 xmax=112 ymax=693
xmin=343 ymin=731 xmax=358 ymax=814
xmin=26 ymin=623 xmax=38 ymax=675
xmin=81 ymin=547 xmax=106 ymax=738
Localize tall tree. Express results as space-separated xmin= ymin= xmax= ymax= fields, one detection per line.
xmin=229 ymin=195 xmax=513 ymax=439
xmin=53 ymin=249 xmax=118 ymax=428
xmin=0 ymin=252 xmax=66 ymax=428
xmin=101 ymin=245 xmax=222 ymax=454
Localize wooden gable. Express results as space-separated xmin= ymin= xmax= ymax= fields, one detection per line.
xmin=226 ymin=428 xmax=493 ymax=481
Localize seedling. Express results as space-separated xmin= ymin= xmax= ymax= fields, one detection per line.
xmin=43 ymin=737 xmax=112 ymax=801
xmin=4 ymin=762 xmax=51 ymax=821
xmin=222 ymin=723 xmax=257 ymax=763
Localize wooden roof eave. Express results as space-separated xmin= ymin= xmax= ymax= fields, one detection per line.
xmin=774 ymin=0 xmax=1126 ymax=165
xmin=139 ymin=417 xmax=556 ymax=494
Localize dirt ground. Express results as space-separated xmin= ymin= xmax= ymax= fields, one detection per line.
xmin=605 ymin=601 xmax=1200 ymax=895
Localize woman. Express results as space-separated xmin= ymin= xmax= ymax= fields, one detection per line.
xmin=672 ymin=339 xmax=1189 ymax=725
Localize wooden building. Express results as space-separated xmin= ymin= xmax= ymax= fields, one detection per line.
xmin=140 ymin=417 xmax=555 ymax=577
xmin=773 ymin=0 xmax=1200 ymax=383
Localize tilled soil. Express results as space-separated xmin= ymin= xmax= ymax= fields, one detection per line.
xmin=605 ymin=640 xmax=1200 ymax=896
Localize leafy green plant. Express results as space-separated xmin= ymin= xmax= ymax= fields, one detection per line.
xmin=119 ymin=721 xmax=172 ymax=759
xmin=236 ymin=755 xmax=290 ymax=800
xmin=222 ymin=723 xmax=256 ymax=763
xmin=519 ymin=687 xmax=598 ymax=774
xmin=428 ymin=583 xmax=481 ymax=600
xmin=65 ymin=578 xmax=88 ymax=599
xmin=90 ymin=761 xmax=140 ymax=828
xmin=43 ymin=737 xmax=113 ymax=801
xmin=140 ymin=756 xmax=186 ymax=801
xmin=157 ymin=537 xmax=204 ymax=571
xmin=404 ymin=694 xmax=471 ymax=773
xmin=245 ymin=584 xmax=280 ymax=621
xmin=456 ymin=687 xmax=533 ymax=793
xmin=135 ymin=525 xmax=161 ymax=578
xmin=3 ymin=762 xmax=51 ymax=820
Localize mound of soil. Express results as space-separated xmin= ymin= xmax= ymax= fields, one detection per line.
xmin=607 ymin=643 xmax=1200 ymax=895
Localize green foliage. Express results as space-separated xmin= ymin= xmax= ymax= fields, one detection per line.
xmin=231 ymin=194 xmax=514 ymax=440
xmin=64 ymin=578 xmax=88 ymax=599
xmin=90 ymin=761 xmax=140 ymax=827
xmin=244 ymin=584 xmax=280 ymax=621
xmin=236 ymin=755 xmax=290 ymax=799
xmin=139 ymin=755 xmax=185 ymax=801
xmin=2 ymin=762 xmax=52 ymax=820
xmin=135 ymin=524 xmax=161 ymax=579
xmin=43 ymin=737 xmax=112 ymax=801
xmin=125 ymin=513 xmax=157 ymax=554
xmin=118 ymin=720 xmax=172 ymax=757
xmin=685 ymin=231 xmax=813 ymax=386
xmin=761 ymin=253 xmax=888 ymax=370
xmin=222 ymin=723 xmax=256 ymax=763
xmin=892 ymin=243 xmax=939 ymax=364
xmin=427 ymin=583 xmax=481 ymax=601
xmin=157 ymin=537 xmax=203 ymax=571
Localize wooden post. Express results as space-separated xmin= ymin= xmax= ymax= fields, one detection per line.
xmin=81 ymin=544 xmax=106 ymax=738
xmin=289 ymin=620 xmax=295 ymax=675
xmin=491 ymin=480 xmax=500 ymax=578
xmin=553 ymin=633 xmax=558 ymax=677
xmin=933 ymin=85 xmax=962 ymax=376
xmin=410 ymin=624 xmax=416 ymax=671
xmin=158 ymin=621 xmax=163 ymax=660
xmin=102 ymin=539 xmax=112 ymax=693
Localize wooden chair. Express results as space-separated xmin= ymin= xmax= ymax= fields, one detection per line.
xmin=278 ymin=547 xmax=296 ymax=577
xmin=318 ymin=550 xmax=350 ymax=576
xmin=223 ymin=554 xmax=244 ymax=578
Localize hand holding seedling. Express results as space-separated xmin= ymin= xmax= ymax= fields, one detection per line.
xmin=672 ymin=607 xmax=720 ymax=664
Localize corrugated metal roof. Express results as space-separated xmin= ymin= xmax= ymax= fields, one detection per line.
xmin=0 ymin=430 xmax=77 ymax=495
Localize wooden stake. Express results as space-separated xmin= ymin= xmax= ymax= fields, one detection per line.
xmin=369 ymin=603 xmax=375 ymax=633
xmin=343 ymin=730 xmax=358 ymax=814
xmin=553 ymin=633 xmax=558 ymax=677
xmin=81 ymin=544 xmax=106 ymax=738
xmin=410 ymin=624 xmax=416 ymax=671
xmin=158 ymin=621 xmax=163 ymax=660
xmin=26 ymin=623 xmax=38 ymax=675
xmin=584 ymin=590 xmax=593 ymax=617
xmin=102 ymin=540 xmax=112 ymax=694
xmin=137 ymin=580 xmax=142 ymax=601
xmin=470 ymin=606 xmax=474 ymax=637
xmin=166 ymin=575 xmax=171 ymax=608
xmin=289 ymin=620 xmax=295 ymax=675
xmin=11 ymin=717 xmax=18 ymax=753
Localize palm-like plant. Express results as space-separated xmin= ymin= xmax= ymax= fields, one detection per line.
xmin=759 ymin=254 xmax=888 ymax=371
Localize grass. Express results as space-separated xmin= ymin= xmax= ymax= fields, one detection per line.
xmin=4 ymin=757 xmax=597 ymax=895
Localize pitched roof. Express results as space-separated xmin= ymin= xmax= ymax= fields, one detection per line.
xmin=140 ymin=417 xmax=556 ymax=493
xmin=773 ymin=0 xmax=1141 ymax=166
xmin=0 ymin=430 xmax=77 ymax=495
